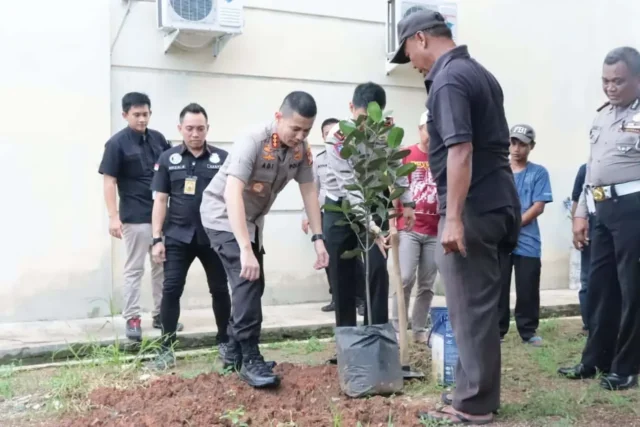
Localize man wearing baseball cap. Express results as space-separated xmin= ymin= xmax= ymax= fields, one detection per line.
xmin=498 ymin=124 xmax=553 ymax=348
xmin=392 ymin=8 xmax=521 ymax=425
xmin=390 ymin=110 xmax=439 ymax=345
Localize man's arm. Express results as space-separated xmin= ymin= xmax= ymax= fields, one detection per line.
xmin=575 ymin=162 xmax=591 ymax=219
xmin=301 ymin=153 xmax=321 ymax=222
xmin=152 ymin=193 xmax=169 ymax=237
xmin=446 ymin=143 xmax=473 ymax=220
xmin=299 ymin=182 xmax=322 ymax=234
xmin=103 ymin=175 xmax=119 ymax=219
xmin=150 ymin=157 xmax=171 ymax=238
xmin=522 ymin=166 xmax=553 ymax=226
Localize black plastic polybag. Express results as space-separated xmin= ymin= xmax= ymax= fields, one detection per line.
xmin=335 ymin=323 xmax=403 ymax=398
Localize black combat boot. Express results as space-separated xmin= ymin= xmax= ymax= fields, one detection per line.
xmin=239 ymin=339 xmax=280 ymax=388
xmin=221 ymin=337 xmax=277 ymax=372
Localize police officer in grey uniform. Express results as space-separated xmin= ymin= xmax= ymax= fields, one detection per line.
xmin=559 ymin=46 xmax=640 ymax=391
xmin=200 ymin=91 xmax=329 ymax=389
xmin=324 ymin=82 xmax=415 ymax=329
xmin=302 ymin=117 xmax=366 ymax=314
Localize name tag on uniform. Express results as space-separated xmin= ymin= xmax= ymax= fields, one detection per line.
xmin=184 ymin=176 xmax=197 ymax=195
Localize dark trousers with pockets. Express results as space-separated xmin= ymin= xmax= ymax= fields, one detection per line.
xmin=206 ymin=228 xmax=265 ymax=345
xmin=578 ymin=215 xmax=595 ymax=329
xmin=161 ymin=235 xmax=230 ymax=349
xmin=436 ymin=206 xmax=520 ymax=415
xmin=498 ymin=254 xmax=541 ymax=341
xmin=581 ymin=193 xmax=640 ymax=376
xmin=323 ymin=200 xmax=388 ymax=327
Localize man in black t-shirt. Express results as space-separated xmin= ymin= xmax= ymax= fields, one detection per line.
xmin=391 ymin=9 xmax=521 ymax=424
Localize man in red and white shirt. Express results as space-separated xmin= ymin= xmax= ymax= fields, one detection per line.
xmin=391 ymin=110 xmax=439 ymax=344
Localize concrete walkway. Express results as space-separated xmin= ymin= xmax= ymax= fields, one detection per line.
xmin=0 ymin=290 xmax=579 ymax=363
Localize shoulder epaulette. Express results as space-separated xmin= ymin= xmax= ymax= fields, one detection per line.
xmin=596 ymin=101 xmax=610 ymax=112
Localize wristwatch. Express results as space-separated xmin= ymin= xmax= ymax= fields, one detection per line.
xmin=152 ymin=237 xmax=163 ymax=246
xmin=311 ymin=234 xmax=324 ymax=243
xmin=402 ymin=201 xmax=416 ymax=209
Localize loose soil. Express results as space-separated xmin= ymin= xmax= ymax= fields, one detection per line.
xmin=57 ymin=364 xmax=431 ymax=427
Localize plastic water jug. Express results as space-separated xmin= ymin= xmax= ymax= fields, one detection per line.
xmin=427 ymin=307 xmax=459 ymax=386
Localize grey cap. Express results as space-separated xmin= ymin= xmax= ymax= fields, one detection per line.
xmin=509 ymin=124 xmax=536 ymax=144
xmin=389 ymin=9 xmax=448 ymax=64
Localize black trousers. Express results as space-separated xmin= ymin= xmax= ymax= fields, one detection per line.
xmin=498 ymin=254 xmax=541 ymax=341
xmin=581 ymin=193 xmax=640 ymax=376
xmin=161 ymin=235 xmax=230 ymax=349
xmin=206 ymin=228 xmax=265 ymax=344
xmin=323 ymin=199 xmax=388 ymax=327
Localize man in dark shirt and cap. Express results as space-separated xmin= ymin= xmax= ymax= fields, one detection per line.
xmin=390 ymin=9 xmax=521 ymax=424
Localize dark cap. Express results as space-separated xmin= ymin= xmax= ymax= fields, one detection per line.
xmin=509 ymin=124 xmax=536 ymax=144
xmin=389 ymin=9 xmax=448 ymax=64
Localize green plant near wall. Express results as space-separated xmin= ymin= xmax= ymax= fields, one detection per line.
xmin=323 ymin=101 xmax=416 ymax=323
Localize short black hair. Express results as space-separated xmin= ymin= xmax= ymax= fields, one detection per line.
xmin=321 ymin=118 xmax=339 ymax=130
xmin=122 ymin=92 xmax=151 ymax=113
xmin=280 ymin=91 xmax=317 ymax=118
xmin=352 ymin=82 xmax=387 ymax=110
xmin=423 ymin=23 xmax=453 ymax=39
xmin=604 ymin=46 xmax=640 ymax=76
xmin=179 ymin=103 xmax=208 ymax=122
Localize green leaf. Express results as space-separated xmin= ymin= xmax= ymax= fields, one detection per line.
xmin=323 ymin=204 xmax=344 ymax=213
xmin=335 ymin=219 xmax=350 ymax=226
xmin=387 ymin=127 xmax=404 ymax=148
xmin=345 ymin=184 xmax=361 ymax=192
xmin=367 ymin=102 xmax=383 ymax=123
xmin=341 ymin=198 xmax=351 ymax=212
xmin=368 ymin=157 xmax=387 ymax=170
xmin=341 ymin=249 xmax=364 ymax=260
xmin=389 ymin=187 xmax=406 ymax=200
xmin=340 ymin=145 xmax=353 ymax=159
xmin=390 ymin=149 xmax=411 ymax=161
xmin=396 ymin=162 xmax=417 ymax=177
xmin=349 ymin=223 xmax=360 ymax=235
xmin=339 ymin=120 xmax=357 ymax=136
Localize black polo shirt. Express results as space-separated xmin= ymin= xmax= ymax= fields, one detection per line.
xmin=151 ymin=143 xmax=228 ymax=245
xmin=425 ymin=45 xmax=519 ymax=215
xmin=98 ymin=127 xmax=171 ymax=223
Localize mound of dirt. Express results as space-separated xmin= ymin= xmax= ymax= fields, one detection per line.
xmin=57 ymin=363 xmax=430 ymax=426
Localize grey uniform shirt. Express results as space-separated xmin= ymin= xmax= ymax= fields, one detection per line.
xmin=576 ymin=98 xmax=640 ymax=218
xmin=324 ymin=120 xmax=412 ymax=225
xmin=301 ymin=150 xmax=328 ymax=221
xmin=200 ymin=121 xmax=315 ymax=246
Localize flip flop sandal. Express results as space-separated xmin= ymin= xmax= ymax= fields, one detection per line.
xmin=441 ymin=393 xmax=498 ymax=415
xmin=419 ymin=406 xmax=494 ymax=425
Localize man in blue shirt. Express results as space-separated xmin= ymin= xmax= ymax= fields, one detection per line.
xmin=498 ymin=124 xmax=553 ymax=346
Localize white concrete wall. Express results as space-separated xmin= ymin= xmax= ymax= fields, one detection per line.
xmin=1 ymin=0 xmax=638 ymax=322
xmin=109 ymin=0 xmax=428 ymax=313
xmin=0 ymin=0 xmax=112 ymax=322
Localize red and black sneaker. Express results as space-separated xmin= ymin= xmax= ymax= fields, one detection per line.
xmin=126 ymin=316 xmax=142 ymax=341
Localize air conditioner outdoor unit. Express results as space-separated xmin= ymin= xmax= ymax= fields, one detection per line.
xmin=385 ymin=0 xmax=458 ymax=74
xmin=157 ymin=0 xmax=245 ymax=56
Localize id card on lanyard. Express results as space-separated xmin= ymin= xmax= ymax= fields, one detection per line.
xmin=184 ymin=160 xmax=198 ymax=195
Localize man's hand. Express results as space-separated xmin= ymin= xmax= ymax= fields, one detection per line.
xmin=375 ymin=234 xmax=392 ymax=258
xmin=109 ymin=215 xmax=123 ymax=239
xmin=240 ymin=247 xmax=261 ymax=282
xmin=572 ymin=217 xmax=589 ymax=250
xmin=301 ymin=219 xmax=310 ymax=234
xmin=441 ymin=217 xmax=466 ymax=256
xmin=402 ymin=207 xmax=416 ymax=231
xmin=313 ymin=240 xmax=329 ymax=269
xmin=152 ymin=242 xmax=166 ymax=264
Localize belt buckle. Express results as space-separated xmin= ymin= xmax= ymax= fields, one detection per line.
xmin=592 ymin=186 xmax=605 ymax=202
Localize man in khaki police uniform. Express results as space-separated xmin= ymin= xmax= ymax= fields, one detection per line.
xmin=559 ymin=46 xmax=640 ymax=391
xmin=200 ymin=91 xmax=329 ymax=389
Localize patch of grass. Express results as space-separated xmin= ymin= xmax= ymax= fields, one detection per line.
xmin=0 ymin=363 xmax=18 ymax=399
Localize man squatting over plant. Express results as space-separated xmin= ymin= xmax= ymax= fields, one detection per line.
xmin=323 ymin=82 xmax=416 ymax=333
